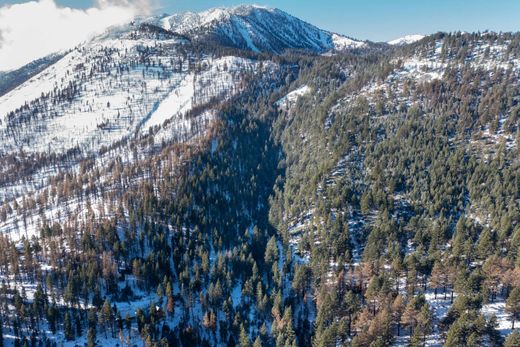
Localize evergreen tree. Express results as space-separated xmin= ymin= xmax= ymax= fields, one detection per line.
xmin=239 ymin=325 xmax=251 ymax=347
xmin=64 ymin=311 xmax=74 ymax=340
xmin=506 ymin=288 xmax=520 ymax=329
xmin=416 ymin=304 xmax=433 ymax=345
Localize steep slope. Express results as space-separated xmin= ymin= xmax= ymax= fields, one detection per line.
xmin=269 ymin=31 xmax=520 ymax=346
xmin=0 ymin=9 xmax=293 ymax=345
xmin=0 ymin=19 xmax=279 ymax=212
xmin=0 ymin=22 xmax=269 ymax=157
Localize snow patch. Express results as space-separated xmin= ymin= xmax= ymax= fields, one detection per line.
xmin=276 ymin=85 xmax=311 ymax=110
xmin=332 ymin=34 xmax=366 ymax=50
xmin=143 ymin=73 xmax=195 ymax=130
xmin=388 ymin=34 xmax=425 ymax=45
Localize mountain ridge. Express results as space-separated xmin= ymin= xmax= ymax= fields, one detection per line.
xmin=388 ymin=34 xmax=426 ymax=45
xmin=157 ymin=5 xmax=368 ymax=53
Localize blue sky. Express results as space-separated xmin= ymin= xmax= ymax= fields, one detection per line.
xmin=1 ymin=0 xmax=520 ymax=41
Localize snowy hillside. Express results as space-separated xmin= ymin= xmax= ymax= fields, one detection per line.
xmin=0 ymin=13 xmax=282 ymax=234
xmin=0 ymin=23 xmax=272 ymax=157
xmin=0 ymin=5 xmax=366 ymax=159
xmin=388 ymin=34 xmax=425 ymax=45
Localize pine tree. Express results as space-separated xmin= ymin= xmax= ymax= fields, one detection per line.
xmin=157 ymin=283 xmax=164 ymax=300
xmin=239 ymin=325 xmax=251 ymax=347
xmin=282 ymin=306 xmax=296 ymax=346
xmin=264 ymin=236 xmax=278 ymax=265
xmin=416 ymin=304 xmax=433 ymax=345
xmin=203 ymin=311 xmax=216 ymax=330
xmin=429 ymin=261 xmax=445 ymax=299
xmin=444 ymin=316 xmax=466 ymax=347
xmin=64 ymin=311 xmax=74 ymax=340
xmin=166 ymin=281 xmax=175 ymax=316
xmin=401 ymin=300 xmax=418 ymax=336
xmin=392 ymin=295 xmax=405 ymax=336
xmin=102 ymin=299 xmax=113 ymax=338
xmin=476 ymin=228 xmax=494 ymax=259
xmin=506 ymin=288 xmax=520 ymax=329
xmin=344 ymin=290 xmax=360 ymax=337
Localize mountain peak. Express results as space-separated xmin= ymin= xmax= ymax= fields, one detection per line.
xmin=159 ymin=5 xmax=366 ymax=54
xmin=160 ymin=5 xmax=274 ymax=33
xmin=230 ymin=4 xmax=273 ymax=13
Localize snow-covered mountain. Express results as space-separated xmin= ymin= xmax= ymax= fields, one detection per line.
xmin=388 ymin=34 xmax=425 ymax=45
xmin=0 ymin=10 xmax=287 ymax=216
xmin=159 ymin=5 xmax=367 ymax=53
xmin=0 ymin=21 xmax=275 ymax=158
xmin=0 ymin=5 xmax=370 ymax=163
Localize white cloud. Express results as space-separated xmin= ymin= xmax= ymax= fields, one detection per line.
xmin=0 ymin=0 xmax=153 ymax=71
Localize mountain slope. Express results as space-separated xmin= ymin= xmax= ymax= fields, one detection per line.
xmin=0 ymin=53 xmax=64 ymax=98
xmin=0 ymin=23 xmax=271 ymax=157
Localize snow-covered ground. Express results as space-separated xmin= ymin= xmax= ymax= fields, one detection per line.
xmin=276 ymin=85 xmax=311 ymax=111
xmin=482 ymin=300 xmax=513 ymax=336
xmin=388 ymin=34 xmax=425 ymax=45
xmin=332 ymin=34 xmax=367 ymax=50
xmin=0 ymin=32 xmax=269 ymax=156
